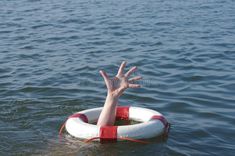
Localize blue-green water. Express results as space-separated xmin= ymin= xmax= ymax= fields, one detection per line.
xmin=1 ymin=0 xmax=235 ymax=155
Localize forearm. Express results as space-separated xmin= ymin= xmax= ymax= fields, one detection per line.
xmin=97 ymin=94 xmax=118 ymax=126
xmin=97 ymin=62 xmax=140 ymax=126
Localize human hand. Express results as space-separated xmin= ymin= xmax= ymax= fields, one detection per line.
xmin=100 ymin=61 xmax=142 ymax=98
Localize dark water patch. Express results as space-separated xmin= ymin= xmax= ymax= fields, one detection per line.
xmin=31 ymin=23 xmax=54 ymax=29
xmin=0 ymin=30 xmax=12 ymax=34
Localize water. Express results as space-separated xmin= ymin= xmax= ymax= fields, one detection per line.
xmin=0 ymin=0 xmax=235 ymax=155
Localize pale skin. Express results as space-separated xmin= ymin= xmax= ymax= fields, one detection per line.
xmin=97 ymin=61 xmax=142 ymax=126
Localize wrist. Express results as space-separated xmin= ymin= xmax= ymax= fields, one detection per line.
xmin=107 ymin=92 xmax=119 ymax=101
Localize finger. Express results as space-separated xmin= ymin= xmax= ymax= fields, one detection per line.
xmin=128 ymin=84 xmax=141 ymax=88
xmin=99 ymin=70 xmax=111 ymax=89
xmin=125 ymin=66 xmax=137 ymax=77
xmin=129 ymin=76 xmax=142 ymax=83
xmin=117 ymin=61 xmax=126 ymax=76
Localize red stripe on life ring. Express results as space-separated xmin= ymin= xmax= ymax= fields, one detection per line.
xmin=69 ymin=113 xmax=88 ymax=123
xmin=116 ymin=106 xmax=130 ymax=120
xmin=150 ymin=115 xmax=168 ymax=127
xmin=99 ymin=126 xmax=118 ymax=143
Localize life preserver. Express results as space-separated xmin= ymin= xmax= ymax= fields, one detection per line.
xmin=62 ymin=106 xmax=169 ymax=143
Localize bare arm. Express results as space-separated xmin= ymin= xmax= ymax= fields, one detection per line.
xmin=97 ymin=61 xmax=142 ymax=126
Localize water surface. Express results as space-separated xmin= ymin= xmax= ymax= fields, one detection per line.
xmin=0 ymin=0 xmax=235 ymax=155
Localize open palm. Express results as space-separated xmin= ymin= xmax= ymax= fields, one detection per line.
xmin=100 ymin=61 xmax=142 ymax=98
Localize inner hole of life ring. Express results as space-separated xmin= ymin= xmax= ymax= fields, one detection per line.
xmin=91 ymin=119 xmax=142 ymax=126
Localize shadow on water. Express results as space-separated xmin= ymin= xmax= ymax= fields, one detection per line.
xmin=44 ymin=132 xmax=169 ymax=156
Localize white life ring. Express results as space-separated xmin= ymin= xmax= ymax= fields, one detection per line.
xmin=65 ymin=106 xmax=169 ymax=143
